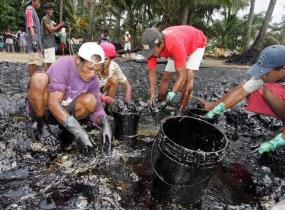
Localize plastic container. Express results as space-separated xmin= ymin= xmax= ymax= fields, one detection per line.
xmin=151 ymin=116 xmax=228 ymax=205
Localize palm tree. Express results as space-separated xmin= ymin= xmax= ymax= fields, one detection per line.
xmin=243 ymin=0 xmax=255 ymax=52
xmin=87 ymin=0 xmax=96 ymax=40
xmin=281 ymin=15 xmax=285 ymax=45
xmin=239 ymin=0 xmax=277 ymax=64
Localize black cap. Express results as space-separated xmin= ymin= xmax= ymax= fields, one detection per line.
xmin=141 ymin=28 xmax=163 ymax=59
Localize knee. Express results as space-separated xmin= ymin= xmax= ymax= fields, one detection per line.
xmin=80 ymin=93 xmax=97 ymax=113
xmin=29 ymin=73 xmax=49 ymax=91
xmin=109 ymin=76 xmax=119 ymax=86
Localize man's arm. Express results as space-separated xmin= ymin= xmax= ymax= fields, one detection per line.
xmin=29 ymin=26 xmax=36 ymax=36
xmin=214 ymin=83 xmax=249 ymax=109
xmin=148 ymin=69 xmax=157 ymax=100
xmin=43 ymin=19 xmax=63 ymax=33
xmin=48 ymin=90 xmax=69 ymax=124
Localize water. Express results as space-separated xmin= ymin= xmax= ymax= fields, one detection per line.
xmin=0 ymin=60 xmax=284 ymax=209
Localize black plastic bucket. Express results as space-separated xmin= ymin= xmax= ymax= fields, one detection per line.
xmin=183 ymin=108 xmax=218 ymax=124
xmin=151 ymin=116 xmax=228 ymax=205
xmin=113 ymin=111 xmax=140 ymax=141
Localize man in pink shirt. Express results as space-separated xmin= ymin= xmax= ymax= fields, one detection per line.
xmin=142 ymin=25 xmax=207 ymax=113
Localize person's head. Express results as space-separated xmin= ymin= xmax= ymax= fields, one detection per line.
xmin=100 ymin=42 xmax=118 ymax=70
xmin=125 ymin=31 xmax=129 ymax=36
xmin=248 ymin=45 xmax=285 ymax=83
xmin=31 ymin=0 xmax=41 ymax=9
xmin=43 ymin=2 xmax=54 ymax=17
xmin=141 ymin=28 xmax=164 ymax=59
xmin=76 ymin=42 xmax=105 ymax=82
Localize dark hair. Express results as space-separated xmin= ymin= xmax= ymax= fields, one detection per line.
xmin=274 ymin=66 xmax=285 ymax=71
xmin=79 ymin=56 xmax=87 ymax=63
xmin=43 ymin=2 xmax=54 ymax=9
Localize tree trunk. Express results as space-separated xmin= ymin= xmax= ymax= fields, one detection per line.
xmin=237 ymin=0 xmax=277 ymax=64
xmin=181 ymin=1 xmax=189 ymax=25
xmin=281 ymin=16 xmax=285 ymax=45
xmin=87 ymin=0 xmax=96 ymax=41
xmin=113 ymin=8 xmax=121 ymax=45
xmin=60 ymin=0 xmax=63 ymax=22
xmin=243 ymin=0 xmax=255 ymax=52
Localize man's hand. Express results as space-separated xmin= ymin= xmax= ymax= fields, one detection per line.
xmin=166 ymin=91 xmax=176 ymax=102
xmin=31 ymin=34 xmax=40 ymax=52
xmin=149 ymin=94 xmax=156 ymax=108
xmin=101 ymin=95 xmax=114 ymax=105
xmin=100 ymin=116 xmax=112 ymax=151
xmin=205 ymin=102 xmax=226 ymax=119
xmin=63 ymin=116 xmax=95 ymax=156
xmin=258 ymin=133 xmax=285 ymax=154
xmin=124 ymin=92 xmax=132 ymax=102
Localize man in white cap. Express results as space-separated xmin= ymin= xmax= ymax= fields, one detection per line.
xmin=199 ymin=45 xmax=285 ymax=154
xmin=27 ymin=42 xmax=112 ymax=155
xmin=124 ymin=31 xmax=132 ymax=60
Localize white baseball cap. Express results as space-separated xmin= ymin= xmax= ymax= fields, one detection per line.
xmin=78 ymin=42 xmax=105 ymax=64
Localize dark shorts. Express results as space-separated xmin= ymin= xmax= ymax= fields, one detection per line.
xmin=28 ymin=99 xmax=77 ymax=125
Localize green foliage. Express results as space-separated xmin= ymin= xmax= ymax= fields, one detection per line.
xmin=0 ymin=0 xmax=281 ymax=52
xmin=0 ymin=0 xmax=25 ymax=32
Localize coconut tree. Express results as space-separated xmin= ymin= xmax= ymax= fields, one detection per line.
xmin=87 ymin=0 xmax=96 ymax=40
xmin=239 ymin=0 xmax=277 ymax=64
xmin=243 ymin=0 xmax=255 ymax=52
xmin=281 ymin=15 xmax=285 ymax=45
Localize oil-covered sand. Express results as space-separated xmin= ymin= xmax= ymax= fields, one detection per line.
xmin=0 ymin=59 xmax=284 ymax=209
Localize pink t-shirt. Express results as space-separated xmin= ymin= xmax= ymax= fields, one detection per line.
xmin=147 ymin=25 xmax=207 ymax=70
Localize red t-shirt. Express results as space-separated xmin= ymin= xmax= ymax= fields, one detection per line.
xmin=147 ymin=25 xmax=207 ymax=70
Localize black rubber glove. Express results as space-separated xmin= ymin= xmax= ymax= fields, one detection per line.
xmin=36 ymin=120 xmax=58 ymax=147
xmin=100 ymin=116 xmax=112 ymax=151
xmin=31 ymin=35 xmax=39 ymax=52
xmin=63 ymin=116 xmax=95 ymax=156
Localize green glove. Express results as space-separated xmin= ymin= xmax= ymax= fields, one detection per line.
xmin=258 ymin=133 xmax=285 ymax=154
xmin=205 ymin=102 xmax=226 ymax=119
xmin=166 ymin=91 xmax=176 ymax=102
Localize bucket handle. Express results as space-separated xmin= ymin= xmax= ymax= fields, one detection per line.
xmin=151 ymin=139 xmax=213 ymax=188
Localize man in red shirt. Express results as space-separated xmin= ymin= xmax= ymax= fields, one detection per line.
xmin=142 ymin=25 xmax=207 ymax=113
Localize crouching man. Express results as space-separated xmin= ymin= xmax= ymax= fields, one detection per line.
xmin=200 ymin=45 xmax=285 ymax=154
xmin=27 ymin=42 xmax=112 ymax=155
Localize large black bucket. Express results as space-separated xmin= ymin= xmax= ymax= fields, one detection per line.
xmin=152 ymin=116 xmax=228 ymax=205
xmin=113 ymin=111 xmax=140 ymax=141
xmin=183 ymin=108 xmax=219 ymax=124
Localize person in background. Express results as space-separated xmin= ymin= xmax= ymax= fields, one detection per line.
xmin=5 ymin=28 xmax=14 ymax=53
xmin=123 ymin=31 xmax=132 ymax=60
xmin=141 ymin=26 xmax=207 ymax=113
xmin=199 ymin=45 xmax=285 ymax=154
xmin=101 ymin=30 xmax=111 ymax=44
xmin=99 ymin=42 xmax=132 ymax=106
xmin=27 ymin=42 xmax=112 ymax=155
xmin=41 ymin=2 xmax=64 ymax=71
xmin=59 ymin=27 xmax=67 ymax=55
xmin=19 ymin=28 xmax=27 ymax=53
xmin=25 ymin=0 xmax=43 ymax=76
